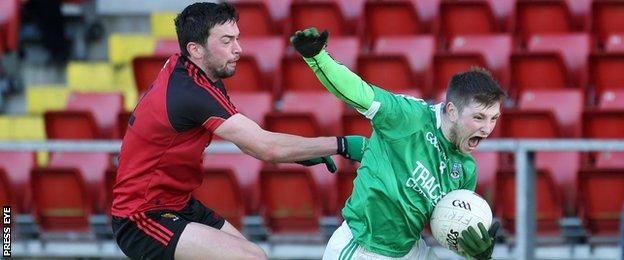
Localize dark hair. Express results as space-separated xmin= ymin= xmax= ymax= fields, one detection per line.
xmin=445 ymin=67 xmax=507 ymax=112
xmin=175 ymin=2 xmax=238 ymax=57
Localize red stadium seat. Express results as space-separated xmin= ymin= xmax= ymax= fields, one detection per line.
xmin=449 ymin=34 xmax=513 ymax=87
xmin=364 ymin=1 xmax=422 ymax=46
xmin=433 ymin=53 xmax=488 ymax=97
xmin=265 ymin=112 xmax=322 ymax=137
xmin=564 ymin=0 xmax=592 ymax=30
xmin=526 ymin=33 xmax=590 ymax=88
xmin=203 ymin=153 xmax=262 ymax=214
xmin=49 ymin=152 xmax=111 ymax=213
xmin=193 ymin=168 xmax=245 ymax=229
xmin=260 ymin=167 xmax=322 ymax=234
xmin=0 ymin=0 xmax=20 ymax=53
xmin=439 ymin=1 xmax=498 ymax=43
xmin=515 ymin=0 xmax=575 ymax=44
xmin=44 ymin=111 xmax=100 ymax=139
xmin=578 ymin=168 xmax=624 ymax=236
xmin=279 ymin=91 xmax=343 ymax=135
xmin=410 ymin=0 xmax=441 ymax=33
xmin=233 ymin=1 xmax=275 ymax=36
xmin=373 ymin=36 xmax=436 ymax=95
xmin=480 ymin=0 xmax=516 ymax=31
xmin=357 ymin=54 xmax=416 ymax=91
xmin=228 ymin=91 xmax=272 ymax=127
xmin=288 ymin=1 xmax=348 ymax=37
xmin=591 ymin=0 xmax=624 ymax=46
xmin=535 ymin=152 xmax=581 ymax=213
xmin=223 ymin=56 xmax=266 ymax=92
xmin=583 ymin=92 xmax=624 ymax=169
xmin=495 ymin=169 xmax=563 ymax=235
xmin=336 ymin=170 xmax=356 ymax=217
xmin=229 ymin=37 xmax=284 ymax=93
xmin=0 ymin=152 xmax=36 ymax=213
xmin=503 ymin=89 xmax=584 ymax=138
xmin=66 ymin=92 xmax=124 ymax=139
xmin=326 ymin=36 xmax=361 ymax=70
xmin=342 ymin=114 xmax=371 ymax=137
xmin=153 ymin=39 xmax=179 ymax=56
xmin=31 ymin=168 xmax=92 ymax=233
xmin=604 ymin=34 xmax=624 ymax=53
xmin=598 ymin=90 xmax=624 ymax=109
xmin=132 ymin=55 xmax=168 ymax=95
xmin=0 ymin=169 xmax=15 ymax=212
xmin=589 ymin=54 xmax=624 ymax=98
xmin=510 ymin=52 xmax=569 ymax=97
xmin=473 ymin=152 xmax=499 ymax=204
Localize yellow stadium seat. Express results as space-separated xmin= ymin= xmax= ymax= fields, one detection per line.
xmin=67 ymin=62 xmax=115 ymax=91
xmin=4 ymin=115 xmax=48 ymax=165
xmin=0 ymin=116 xmax=11 ymax=140
xmin=108 ymin=34 xmax=156 ymax=65
xmin=114 ymin=64 xmax=138 ymax=110
xmin=26 ymin=85 xmax=70 ymax=114
xmin=151 ymin=12 xmax=178 ymax=39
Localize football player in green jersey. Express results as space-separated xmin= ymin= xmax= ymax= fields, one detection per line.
xmin=291 ymin=28 xmax=506 ymax=260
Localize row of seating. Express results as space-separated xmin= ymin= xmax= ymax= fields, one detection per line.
xmin=121 ymin=33 xmax=624 ymax=103
xmin=0 ymin=151 xmax=621 ymax=237
xmin=147 ymin=0 xmax=624 ymax=48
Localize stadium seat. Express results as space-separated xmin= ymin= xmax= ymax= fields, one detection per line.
xmin=132 ymin=55 xmax=168 ymax=95
xmin=260 ymin=167 xmax=322 ymax=234
xmin=223 ymin=56 xmax=266 ymax=92
xmin=604 ymin=34 xmax=624 ymax=53
xmin=373 ymin=36 xmax=436 ymax=96
xmin=31 ymin=168 xmax=92 ymax=233
xmin=503 ymin=89 xmax=584 ymax=138
xmin=233 ymin=1 xmax=275 ymax=36
xmin=108 ymin=34 xmax=156 ymax=65
xmin=238 ymin=37 xmax=284 ymax=93
xmin=278 ymin=91 xmax=343 ymax=135
xmin=0 ymin=169 xmax=13 ymax=212
xmin=364 ymin=1 xmax=422 ymax=46
xmin=49 ymin=152 xmax=111 ymax=213
xmin=228 ymin=91 xmax=273 ymax=127
xmin=480 ymin=0 xmax=516 ymax=31
xmin=67 ymin=62 xmax=115 ymax=91
xmin=281 ymin=37 xmax=359 ymax=93
xmin=598 ymin=90 xmax=624 ymax=109
xmin=153 ymin=38 xmax=180 ymax=56
xmin=591 ymin=0 xmax=624 ymax=46
xmin=65 ymin=92 xmax=124 ymax=139
xmin=432 ymin=53 xmax=488 ymax=97
xmin=342 ymin=113 xmax=371 ymax=137
xmin=150 ymin=12 xmax=177 ymax=39
xmin=288 ymin=1 xmax=348 ymax=37
xmin=203 ymin=153 xmax=263 ymax=214
xmin=336 ymin=170 xmax=356 ymax=217
xmin=193 ymin=168 xmax=245 ymax=229
xmin=564 ymin=0 xmax=592 ymax=30
xmin=25 ymin=85 xmax=69 ymax=115
xmin=473 ymin=152 xmax=499 ymax=204
xmin=578 ymin=168 xmax=624 ymax=236
xmin=583 ymin=91 xmax=624 ymax=168
xmin=535 ymin=152 xmax=581 ymax=214
xmin=526 ymin=33 xmax=590 ymax=88
xmin=515 ymin=0 xmax=575 ymax=44
xmin=357 ymin=54 xmax=416 ymax=91
xmin=495 ymin=169 xmax=563 ymax=235
xmin=44 ymin=111 xmax=100 ymax=139
xmin=0 ymin=152 xmax=36 ymax=213
xmin=439 ymin=1 xmax=498 ymax=43
xmin=449 ymin=34 xmax=512 ymax=87
xmin=229 ymin=0 xmax=292 ymax=27
xmin=410 ymin=0 xmax=441 ymax=33
xmin=588 ymin=53 xmax=624 ymax=99
xmin=265 ymin=112 xmax=321 ymax=137
xmin=0 ymin=0 xmax=20 ymax=53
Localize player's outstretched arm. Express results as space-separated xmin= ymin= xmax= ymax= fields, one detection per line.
xmin=214 ymin=114 xmax=367 ymax=173
xmin=291 ymin=28 xmax=374 ymax=113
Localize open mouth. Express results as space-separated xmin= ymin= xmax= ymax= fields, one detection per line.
xmin=468 ymin=136 xmax=483 ymax=150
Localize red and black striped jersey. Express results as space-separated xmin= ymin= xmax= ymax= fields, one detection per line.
xmin=112 ymin=54 xmax=238 ymax=217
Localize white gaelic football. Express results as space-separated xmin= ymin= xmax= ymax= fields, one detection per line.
xmin=430 ymin=189 xmax=492 ymax=253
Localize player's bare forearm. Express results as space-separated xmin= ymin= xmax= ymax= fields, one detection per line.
xmin=303 ymin=50 xmax=374 ymax=113
xmin=255 ymin=131 xmax=337 ymax=163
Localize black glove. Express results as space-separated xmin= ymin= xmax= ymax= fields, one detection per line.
xmin=290 ymin=27 xmax=329 ymax=58
xmin=458 ymin=221 xmax=500 ymax=260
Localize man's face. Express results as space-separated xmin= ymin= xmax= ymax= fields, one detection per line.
xmin=201 ymin=21 xmax=241 ymax=80
xmin=449 ymin=100 xmax=501 ymax=154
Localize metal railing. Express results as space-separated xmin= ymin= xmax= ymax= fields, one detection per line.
xmin=1 ymin=139 xmax=624 ymax=260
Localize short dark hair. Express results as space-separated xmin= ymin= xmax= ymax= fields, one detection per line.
xmin=445 ymin=67 xmax=507 ymax=112
xmin=175 ymin=2 xmax=238 ymax=57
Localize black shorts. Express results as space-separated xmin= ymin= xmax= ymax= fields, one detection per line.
xmin=112 ymin=198 xmax=226 ymax=260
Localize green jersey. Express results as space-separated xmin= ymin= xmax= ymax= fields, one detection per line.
xmin=304 ymin=51 xmax=478 ymax=257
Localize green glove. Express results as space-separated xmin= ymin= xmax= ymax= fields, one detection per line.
xmin=458 ymin=221 xmax=499 ymax=260
xmin=337 ymin=136 xmax=368 ymax=162
xmin=296 ymin=156 xmax=337 ymax=173
xmin=290 ymin=27 xmax=329 ymax=58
